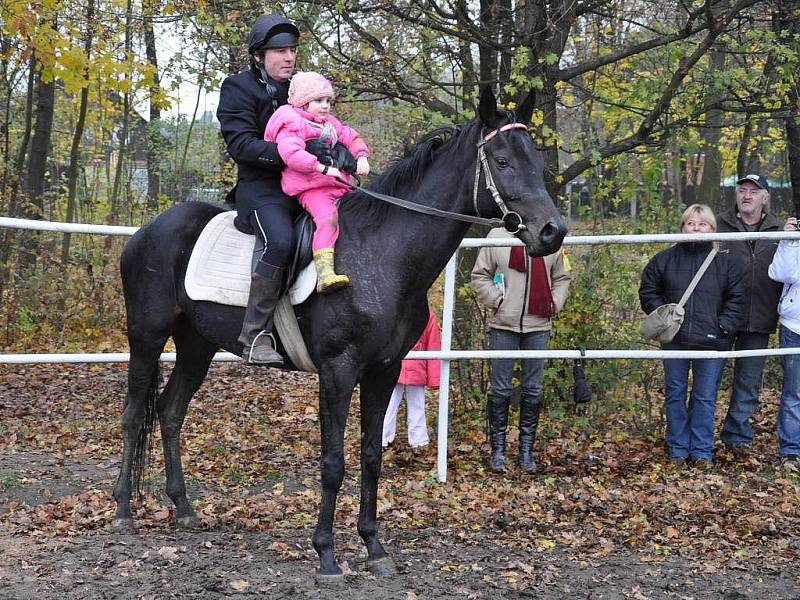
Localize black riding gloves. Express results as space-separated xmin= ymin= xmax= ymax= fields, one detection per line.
xmin=305 ymin=139 xmax=334 ymax=166
xmin=256 ymin=142 xmax=284 ymax=169
xmin=331 ymin=143 xmax=358 ymax=174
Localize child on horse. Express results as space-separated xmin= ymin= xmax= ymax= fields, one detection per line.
xmin=265 ymin=71 xmax=370 ymax=294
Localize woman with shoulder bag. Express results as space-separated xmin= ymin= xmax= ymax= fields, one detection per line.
xmin=639 ymin=204 xmax=745 ymax=468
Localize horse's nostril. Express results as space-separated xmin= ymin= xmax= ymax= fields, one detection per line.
xmin=538 ymin=218 xmax=567 ymax=247
xmin=539 ymin=220 xmax=559 ymax=245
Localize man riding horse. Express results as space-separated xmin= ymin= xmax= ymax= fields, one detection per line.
xmin=217 ymin=15 xmax=355 ymax=366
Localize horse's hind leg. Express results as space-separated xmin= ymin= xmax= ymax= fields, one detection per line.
xmin=112 ymin=337 xmax=167 ymax=531
xmin=357 ymin=364 xmax=400 ymax=576
xmin=159 ymin=318 xmax=217 ymax=528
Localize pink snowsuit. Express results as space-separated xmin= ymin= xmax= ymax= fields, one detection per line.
xmin=264 ymin=104 xmax=370 ymax=252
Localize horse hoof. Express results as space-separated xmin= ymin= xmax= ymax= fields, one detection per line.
xmin=314 ymin=570 xmax=345 ymax=587
xmin=109 ymin=518 xmax=135 ymax=533
xmin=367 ymin=556 xmax=397 ymax=577
xmin=176 ymin=515 xmax=202 ymax=530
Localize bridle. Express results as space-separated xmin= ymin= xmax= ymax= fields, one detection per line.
xmin=341 ymin=121 xmax=532 ymax=233
xmin=474 ymin=122 xmax=530 ymax=234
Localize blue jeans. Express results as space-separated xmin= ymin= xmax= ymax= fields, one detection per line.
xmin=487 ymin=329 xmax=550 ymax=407
xmin=662 ymin=356 xmax=725 ymax=461
xmin=720 ymin=331 xmax=771 ymax=447
xmin=778 ymin=325 xmax=800 ymax=457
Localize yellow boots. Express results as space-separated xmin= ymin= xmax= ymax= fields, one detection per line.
xmin=313 ymin=248 xmax=349 ymax=294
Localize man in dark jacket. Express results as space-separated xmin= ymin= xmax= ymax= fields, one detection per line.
xmin=217 ymin=15 xmax=337 ymax=366
xmin=717 ymin=173 xmax=784 ymax=457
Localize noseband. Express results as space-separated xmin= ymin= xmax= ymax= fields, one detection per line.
xmin=474 ymin=122 xmax=530 ymax=234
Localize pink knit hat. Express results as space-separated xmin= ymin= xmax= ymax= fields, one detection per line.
xmin=288 ymin=72 xmax=335 ymax=108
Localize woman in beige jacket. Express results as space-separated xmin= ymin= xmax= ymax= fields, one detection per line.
xmin=471 ymin=227 xmax=571 ymax=474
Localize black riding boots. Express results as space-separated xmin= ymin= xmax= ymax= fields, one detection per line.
xmin=488 ymin=394 xmax=509 ymax=473
xmin=518 ymin=399 xmax=542 ymax=474
xmin=238 ymin=262 xmax=284 ymax=367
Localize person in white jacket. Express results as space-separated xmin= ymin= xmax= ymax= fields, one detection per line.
xmin=767 ymin=216 xmax=800 ymax=466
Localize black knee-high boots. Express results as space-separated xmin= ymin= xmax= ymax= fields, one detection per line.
xmin=238 ymin=262 xmax=285 ymax=367
xmin=518 ymin=399 xmax=542 ymax=474
xmin=487 ymin=394 xmax=509 ymax=473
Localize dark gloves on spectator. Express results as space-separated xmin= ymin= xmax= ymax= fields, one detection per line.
xmin=305 ymin=139 xmax=334 ymax=166
xmin=331 ymin=143 xmax=358 ymax=174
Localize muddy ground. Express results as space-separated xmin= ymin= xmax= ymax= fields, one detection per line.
xmin=1 ymin=364 xmax=799 ymax=599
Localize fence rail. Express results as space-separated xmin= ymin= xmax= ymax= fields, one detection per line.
xmin=3 ymin=347 xmax=800 ymax=365
xmin=2 ymin=216 xmax=800 ymax=481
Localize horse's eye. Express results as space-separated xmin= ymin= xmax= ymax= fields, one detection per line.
xmin=495 ymin=157 xmax=510 ymax=168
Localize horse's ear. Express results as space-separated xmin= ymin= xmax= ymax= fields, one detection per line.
xmin=516 ymin=90 xmax=536 ymax=125
xmin=478 ymin=86 xmax=499 ymax=128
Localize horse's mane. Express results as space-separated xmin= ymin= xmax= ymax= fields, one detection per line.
xmin=339 ymin=119 xmax=487 ymax=226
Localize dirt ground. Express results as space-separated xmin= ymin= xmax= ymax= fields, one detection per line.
xmin=3 ymin=522 xmax=800 ymax=600
xmin=1 ymin=364 xmax=799 ymax=599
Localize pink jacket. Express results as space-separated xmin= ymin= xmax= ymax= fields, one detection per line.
xmin=264 ymin=104 xmax=370 ymax=197
xmin=398 ymin=309 xmax=441 ymax=388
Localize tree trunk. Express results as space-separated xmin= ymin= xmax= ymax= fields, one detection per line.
xmin=0 ymin=36 xmax=21 ymax=199
xmin=61 ymin=0 xmax=95 ymax=264
xmin=737 ymin=117 xmax=753 ymax=179
xmin=0 ymin=52 xmax=35 ymax=297
xmin=497 ymin=0 xmax=512 ymax=103
xmin=143 ymin=0 xmax=162 ymax=212
xmin=787 ymin=108 xmax=800 ymax=216
xmin=179 ymin=47 xmax=208 ymax=179
xmin=478 ymin=0 xmax=498 ymax=89
xmin=20 ymin=47 xmax=56 ymax=272
xmin=24 ymin=63 xmax=55 ymax=220
xmin=537 ymin=75 xmax=560 ymax=198
xmin=698 ymin=43 xmax=725 ymax=211
xmin=110 ymin=0 xmax=133 ymax=223
xmin=777 ymin=0 xmax=800 ymax=214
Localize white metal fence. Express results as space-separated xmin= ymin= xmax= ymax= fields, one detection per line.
xmin=2 ymin=216 xmax=800 ymax=481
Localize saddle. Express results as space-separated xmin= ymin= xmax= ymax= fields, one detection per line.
xmin=186 ymin=210 xmax=316 ymax=307
xmin=184 ymin=209 xmax=318 ymax=372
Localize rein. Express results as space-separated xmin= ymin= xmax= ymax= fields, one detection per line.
xmin=339 ymin=122 xmax=530 ymax=233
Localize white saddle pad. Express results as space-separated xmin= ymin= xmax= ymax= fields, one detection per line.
xmin=185 ymin=211 xmax=316 ymax=307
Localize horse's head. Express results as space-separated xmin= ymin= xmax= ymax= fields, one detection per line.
xmin=475 ymin=87 xmax=568 ymax=257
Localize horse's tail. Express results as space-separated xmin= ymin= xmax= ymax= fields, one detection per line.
xmin=131 ymin=364 xmax=160 ymax=498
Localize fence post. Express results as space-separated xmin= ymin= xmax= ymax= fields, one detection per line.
xmin=437 ymin=253 xmax=457 ymax=482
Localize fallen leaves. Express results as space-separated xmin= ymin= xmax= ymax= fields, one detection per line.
xmin=0 ymin=362 xmax=798 ymax=575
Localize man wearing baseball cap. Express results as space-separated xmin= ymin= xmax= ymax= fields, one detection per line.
xmin=717 ymin=172 xmax=784 ymax=460
xmin=216 ymin=15 xmax=334 ymax=366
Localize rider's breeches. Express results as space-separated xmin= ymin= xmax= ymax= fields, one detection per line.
xmin=298 ymin=186 xmax=346 ymax=253
xmin=249 ymin=203 xmax=295 ymax=275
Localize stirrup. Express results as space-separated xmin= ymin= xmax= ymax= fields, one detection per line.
xmin=243 ymin=332 xmax=284 ymax=367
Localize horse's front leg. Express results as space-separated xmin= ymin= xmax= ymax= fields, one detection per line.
xmin=312 ymin=364 xmax=357 ymax=580
xmin=357 ymin=364 xmax=400 ymax=576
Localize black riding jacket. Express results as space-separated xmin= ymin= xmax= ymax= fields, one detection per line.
xmin=217 ymin=20 xmax=291 ymax=216
xmin=639 ymin=242 xmax=746 ymax=350
xmin=716 ymin=208 xmax=784 ymax=334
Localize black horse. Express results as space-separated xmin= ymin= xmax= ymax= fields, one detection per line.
xmin=112 ymin=87 xmax=567 ymax=579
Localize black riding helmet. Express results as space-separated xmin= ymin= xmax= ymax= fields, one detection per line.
xmin=248 ymin=15 xmax=299 ymax=55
